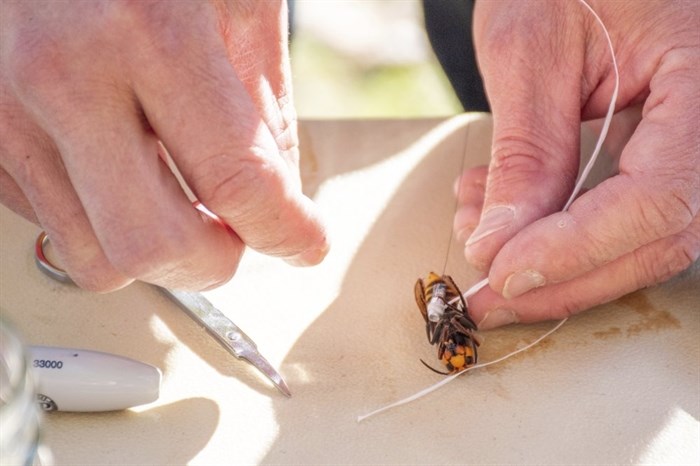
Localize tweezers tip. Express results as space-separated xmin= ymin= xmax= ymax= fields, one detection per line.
xmin=275 ymin=377 xmax=292 ymax=397
xmin=245 ymin=352 xmax=292 ymax=397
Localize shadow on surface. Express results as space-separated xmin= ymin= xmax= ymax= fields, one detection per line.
xmin=261 ymin=116 xmax=700 ymax=464
xmin=43 ymin=397 xmax=219 ymax=465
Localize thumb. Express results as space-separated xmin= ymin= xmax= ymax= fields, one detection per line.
xmin=464 ymin=0 xmax=586 ymax=270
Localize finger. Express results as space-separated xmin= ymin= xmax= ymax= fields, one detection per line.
xmin=454 ymin=204 xmax=482 ymax=247
xmin=25 ymin=157 xmax=134 ymax=293
xmin=1 ymin=126 xmax=131 ymax=291
xmin=216 ymin=0 xmax=300 ymax=176
xmin=465 ymin=1 xmax=587 ymax=270
xmin=469 ymin=211 xmax=700 ymax=329
xmin=487 ymin=49 xmax=700 ymax=299
xmin=0 ymin=94 xmax=130 ymax=290
xmin=0 ymin=166 xmax=36 ymax=223
xmin=63 ymin=109 xmax=242 ymax=289
xmin=0 ymin=85 xmax=38 ymax=223
xmin=131 ymin=8 xmax=328 ymax=265
xmin=454 ymin=165 xmax=488 ymax=205
xmin=14 ymin=63 xmax=243 ymax=290
xmin=453 ymin=166 xmax=487 ymax=245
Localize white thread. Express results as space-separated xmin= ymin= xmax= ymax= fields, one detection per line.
xmin=564 ymin=0 xmax=620 ymax=211
xmin=357 ymin=0 xmax=619 ymax=423
xmin=357 ymin=318 xmax=568 ymax=423
xmin=457 ymin=277 xmax=489 ymax=303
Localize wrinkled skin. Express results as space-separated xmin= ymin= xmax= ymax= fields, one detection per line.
xmin=455 ymin=0 xmax=700 ymax=328
xmin=0 ymin=0 xmax=328 ymax=291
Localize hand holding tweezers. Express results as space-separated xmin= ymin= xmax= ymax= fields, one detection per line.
xmin=34 ymin=231 xmax=291 ymax=396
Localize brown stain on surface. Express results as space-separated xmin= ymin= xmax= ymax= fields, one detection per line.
xmin=481 ymin=328 xmax=557 ymax=375
xmin=616 ymin=291 xmax=681 ymax=337
xmin=475 ymin=291 xmax=681 ymax=375
xmin=417 ymin=291 xmax=681 ymax=378
xmin=618 ymin=292 xmax=654 ymax=314
xmin=592 ymin=326 xmax=622 ymax=340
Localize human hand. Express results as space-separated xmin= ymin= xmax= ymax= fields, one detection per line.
xmin=0 ymin=1 xmax=328 ymax=291
xmin=454 ymin=0 xmax=699 ymax=328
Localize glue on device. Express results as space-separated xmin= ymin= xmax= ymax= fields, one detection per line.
xmin=28 ymin=346 xmax=161 ymax=412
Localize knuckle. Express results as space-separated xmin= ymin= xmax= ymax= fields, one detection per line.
xmin=194 ymin=153 xmax=281 ymax=219
xmin=489 ymin=130 xmax=577 ymax=192
xmin=636 ymin=180 xmax=696 ymax=239
xmin=491 ymin=129 xmax=568 ymax=172
xmin=3 ymin=34 xmax=64 ymax=95
xmin=102 ymin=226 xmax=184 ymax=280
xmin=491 ymin=133 xmax=549 ymax=173
xmin=632 ymin=234 xmax=698 ymax=288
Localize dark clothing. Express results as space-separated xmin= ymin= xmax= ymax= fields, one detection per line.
xmin=422 ymin=0 xmax=489 ymax=112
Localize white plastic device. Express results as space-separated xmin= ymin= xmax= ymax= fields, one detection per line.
xmin=28 ymin=346 xmax=161 ymax=412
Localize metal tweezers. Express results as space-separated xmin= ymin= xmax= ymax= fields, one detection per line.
xmin=34 ymin=231 xmax=291 ymax=397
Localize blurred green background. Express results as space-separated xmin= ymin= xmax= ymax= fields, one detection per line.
xmin=290 ymin=0 xmax=462 ymax=118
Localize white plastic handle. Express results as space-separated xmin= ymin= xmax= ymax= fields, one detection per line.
xmin=29 ymin=346 xmax=161 ymax=412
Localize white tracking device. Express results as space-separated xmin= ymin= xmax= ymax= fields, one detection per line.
xmin=28 ymin=346 xmax=161 ymax=412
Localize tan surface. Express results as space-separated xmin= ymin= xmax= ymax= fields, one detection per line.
xmin=1 ymin=115 xmax=698 ymax=465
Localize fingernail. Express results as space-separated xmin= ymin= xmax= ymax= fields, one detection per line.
xmin=503 ymin=270 xmax=546 ymax=299
xmin=284 ymin=244 xmax=329 ymax=267
xmin=478 ymin=309 xmax=519 ymax=330
xmin=455 ymin=226 xmax=475 ymax=244
xmin=465 ymin=205 xmax=515 ymax=246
